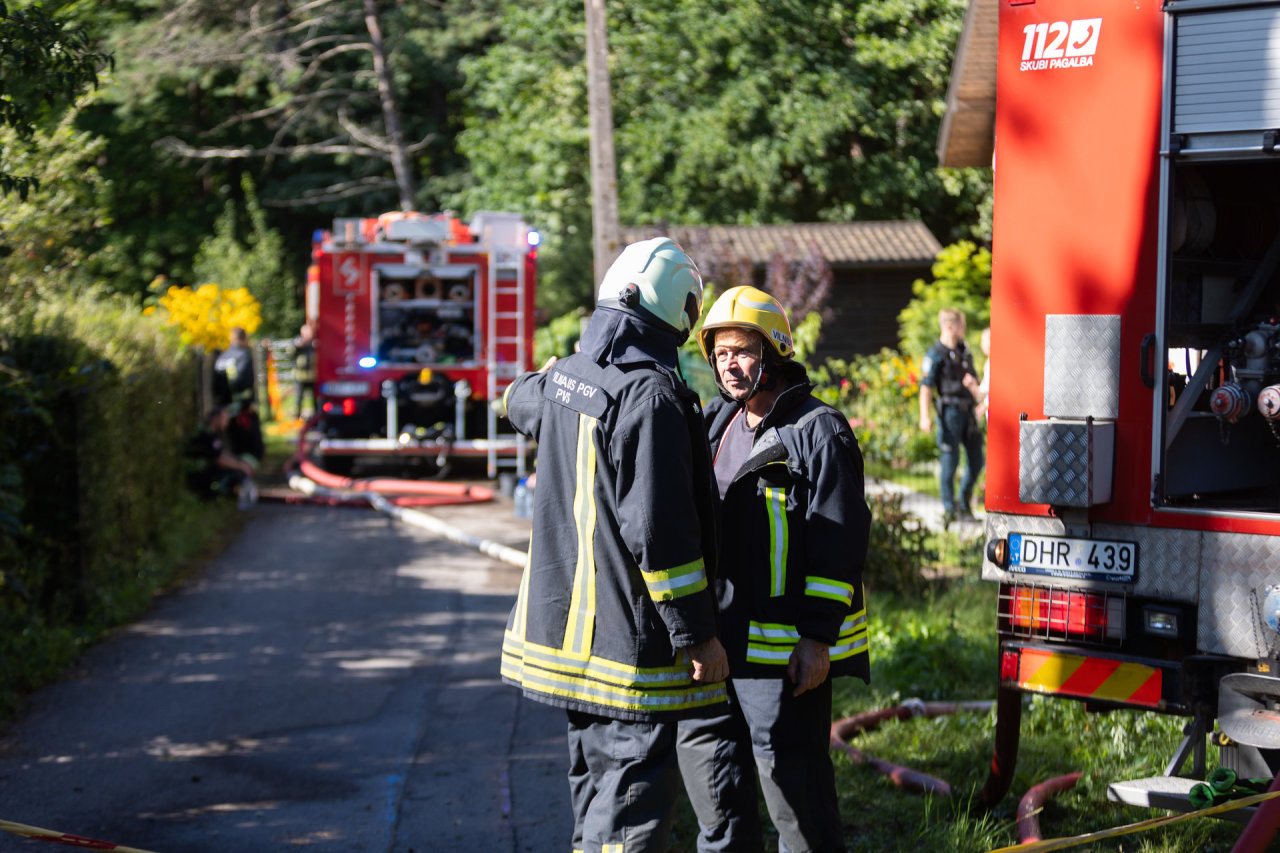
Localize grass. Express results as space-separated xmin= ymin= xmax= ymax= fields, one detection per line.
xmin=670 ymin=572 xmax=1256 ymax=853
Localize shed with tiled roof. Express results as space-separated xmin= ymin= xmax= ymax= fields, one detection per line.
xmin=619 ymin=221 xmax=941 ymax=360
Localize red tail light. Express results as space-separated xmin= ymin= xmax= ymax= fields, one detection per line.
xmin=999 ymin=583 xmax=1124 ymax=643
xmin=320 ymin=399 xmax=359 ymax=416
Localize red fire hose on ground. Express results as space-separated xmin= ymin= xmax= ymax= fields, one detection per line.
xmin=277 ymin=416 xmax=495 ymax=507
xmin=830 ymin=701 xmax=1089 ymax=846
xmin=829 ymin=699 xmax=995 ymax=797
xmin=1016 ymin=772 xmax=1083 ymax=843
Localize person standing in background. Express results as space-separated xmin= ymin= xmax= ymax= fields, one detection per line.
xmin=918 ymin=308 xmax=984 ymax=523
xmin=292 ymin=323 xmax=317 ymax=420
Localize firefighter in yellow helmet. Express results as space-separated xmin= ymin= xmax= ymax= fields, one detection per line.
xmin=499 ymin=237 xmax=729 ymax=853
xmin=678 ymin=285 xmax=871 ymax=853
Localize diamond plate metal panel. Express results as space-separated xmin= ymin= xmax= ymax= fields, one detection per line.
xmin=1044 ymin=315 xmax=1121 ymax=419
xmin=1200 ymin=533 xmax=1280 ymax=658
xmin=1019 ymin=420 xmax=1115 ymax=507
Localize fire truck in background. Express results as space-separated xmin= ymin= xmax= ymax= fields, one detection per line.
xmin=303 ymin=210 xmax=537 ymax=479
xmin=979 ymin=0 xmax=1280 ymax=814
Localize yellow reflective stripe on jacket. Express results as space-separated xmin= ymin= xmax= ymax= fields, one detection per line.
xmin=746 ymin=620 xmax=800 ymax=665
xmin=603 ymin=845 xmax=624 ymax=853
xmin=745 ymin=611 xmax=869 ymax=665
xmin=563 ymin=414 xmax=598 ymax=655
xmin=830 ymin=608 xmax=869 ymax=662
xmin=640 ymin=557 xmax=707 ymax=602
xmin=509 ymin=545 xmax=533 ymax=639
xmin=804 ymin=576 xmax=855 ymax=605
xmin=764 ymin=486 xmax=788 ymax=597
xmin=501 ymin=632 xmax=728 ymax=712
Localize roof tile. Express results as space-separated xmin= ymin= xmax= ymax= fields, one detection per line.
xmin=619 ymin=221 xmax=941 ymax=267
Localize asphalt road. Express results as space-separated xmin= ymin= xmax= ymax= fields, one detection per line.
xmin=0 ymin=490 xmax=572 ymax=852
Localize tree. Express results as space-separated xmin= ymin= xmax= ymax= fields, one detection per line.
xmin=143 ymin=0 xmax=419 ymax=209
xmin=0 ymin=1 xmax=111 ymax=198
xmin=0 ymin=101 xmax=113 ymax=302
xmin=65 ymin=0 xmax=503 ymax=301
xmin=450 ymin=0 xmax=991 ymax=316
xmin=896 ymin=239 xmax=991 ymax=358
xmin=191 ymin=175 xmax=299 ymax=338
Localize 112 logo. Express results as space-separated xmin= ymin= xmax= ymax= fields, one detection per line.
xmin=1020 ymin=18 xmax=1102 ymax=70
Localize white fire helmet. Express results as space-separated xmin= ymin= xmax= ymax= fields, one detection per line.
xmin=596 ymin=237 xmax=704 ymax=341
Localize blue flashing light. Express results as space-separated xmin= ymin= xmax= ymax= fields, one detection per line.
xmin=527 ymin=230 xmax=542 ymax=248
xmin=358 ymin=355 xmax=378 ymax=369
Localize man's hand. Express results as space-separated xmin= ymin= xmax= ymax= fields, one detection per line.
xmin=686 ymin=637 xmax=729 ymax=684
xmin=919 ymin=413 xmax=932 ymax=433
xmin=787 ymin=637 xmax=830 ymax=697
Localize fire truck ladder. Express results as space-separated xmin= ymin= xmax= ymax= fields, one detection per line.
xmin=485 ymin=242 xmax=529 ymax=480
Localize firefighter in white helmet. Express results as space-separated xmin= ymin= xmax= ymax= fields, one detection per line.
xmin=677 ymin=285 xmax=871 ymax=853
xmin=499 ymin=237 xmax=729 ymax=853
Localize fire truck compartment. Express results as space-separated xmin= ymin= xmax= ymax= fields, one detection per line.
xmin=373 ymin=265 xmax=479 ymax=366
xmin=1158 ymin=160 xmax=1280 ymax=513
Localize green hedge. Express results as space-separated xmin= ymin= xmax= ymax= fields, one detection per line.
xmin=0 ymin=291 xmax=201 ymax=717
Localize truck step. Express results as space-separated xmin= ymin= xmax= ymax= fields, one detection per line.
xmin=1106 ymin=776 xmax=1257 ymax=823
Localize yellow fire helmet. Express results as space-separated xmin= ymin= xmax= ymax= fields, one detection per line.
xmin=697 ymin=285 xmax=795 ymax=363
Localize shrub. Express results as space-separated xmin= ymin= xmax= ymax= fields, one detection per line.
xmin=863 ymin=489 xmax=931 ymax=596
xmin=814 ymin=349 xmax=936 ymax=470
xmin=896 ymin=240 xmax=991 ymax=360
xmin=144 ymin=279 xmax=262 ymax=352
xmin=0 ymin=289 xmax=199 ymax=718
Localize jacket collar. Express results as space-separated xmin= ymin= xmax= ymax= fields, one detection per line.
xmin=579 ymin=306 xmax=681 ymax=371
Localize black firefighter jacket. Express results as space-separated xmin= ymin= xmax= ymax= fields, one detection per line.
xmin=706 ymin=375 xmax=872 ymax=683
xmin=500 ymin=308 xmax=727 ymax=722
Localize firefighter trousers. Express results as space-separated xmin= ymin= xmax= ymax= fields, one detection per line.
xmin=677 ymin=678 xmax=845 ymax=853
xmin=567 ymin=710 xmax=683 ymax=853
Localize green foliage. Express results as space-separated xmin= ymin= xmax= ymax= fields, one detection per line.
xmin=452 ymin=0 xmax=992 ymax=317
xmin=863 ymin=490 xmax=931 ymax=596
xmin=533 ymin=307 xmax=589 ymax=366
xmin=0 ymin=1 xmax=110 ymax=195
xmin=191 ymin=176 xmax=298 ymax=339
xmin=897 ymin=239 xmax=991 ymax=360
xmin=792 ymin=311 xmax=822 ymax=367
xmin=814 ymin=349 xmax=936 ymax=470
xmin=0 ymin=288 xmax=201 ymax=719
xmin=0 ymin=95 xmax=115 ymax=303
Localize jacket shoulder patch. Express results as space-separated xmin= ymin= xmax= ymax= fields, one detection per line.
xmin=545 ymin=365 xmax=610 ymax=418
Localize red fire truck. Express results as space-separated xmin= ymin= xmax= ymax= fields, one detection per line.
xmin=303 ymin=210 xmax=537 ymax=479
xmin=977 ymin=0 xmax=1280 ymax=813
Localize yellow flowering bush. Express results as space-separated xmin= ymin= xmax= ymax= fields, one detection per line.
xmin=143 ymin=277 xmax=261 ymax=351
